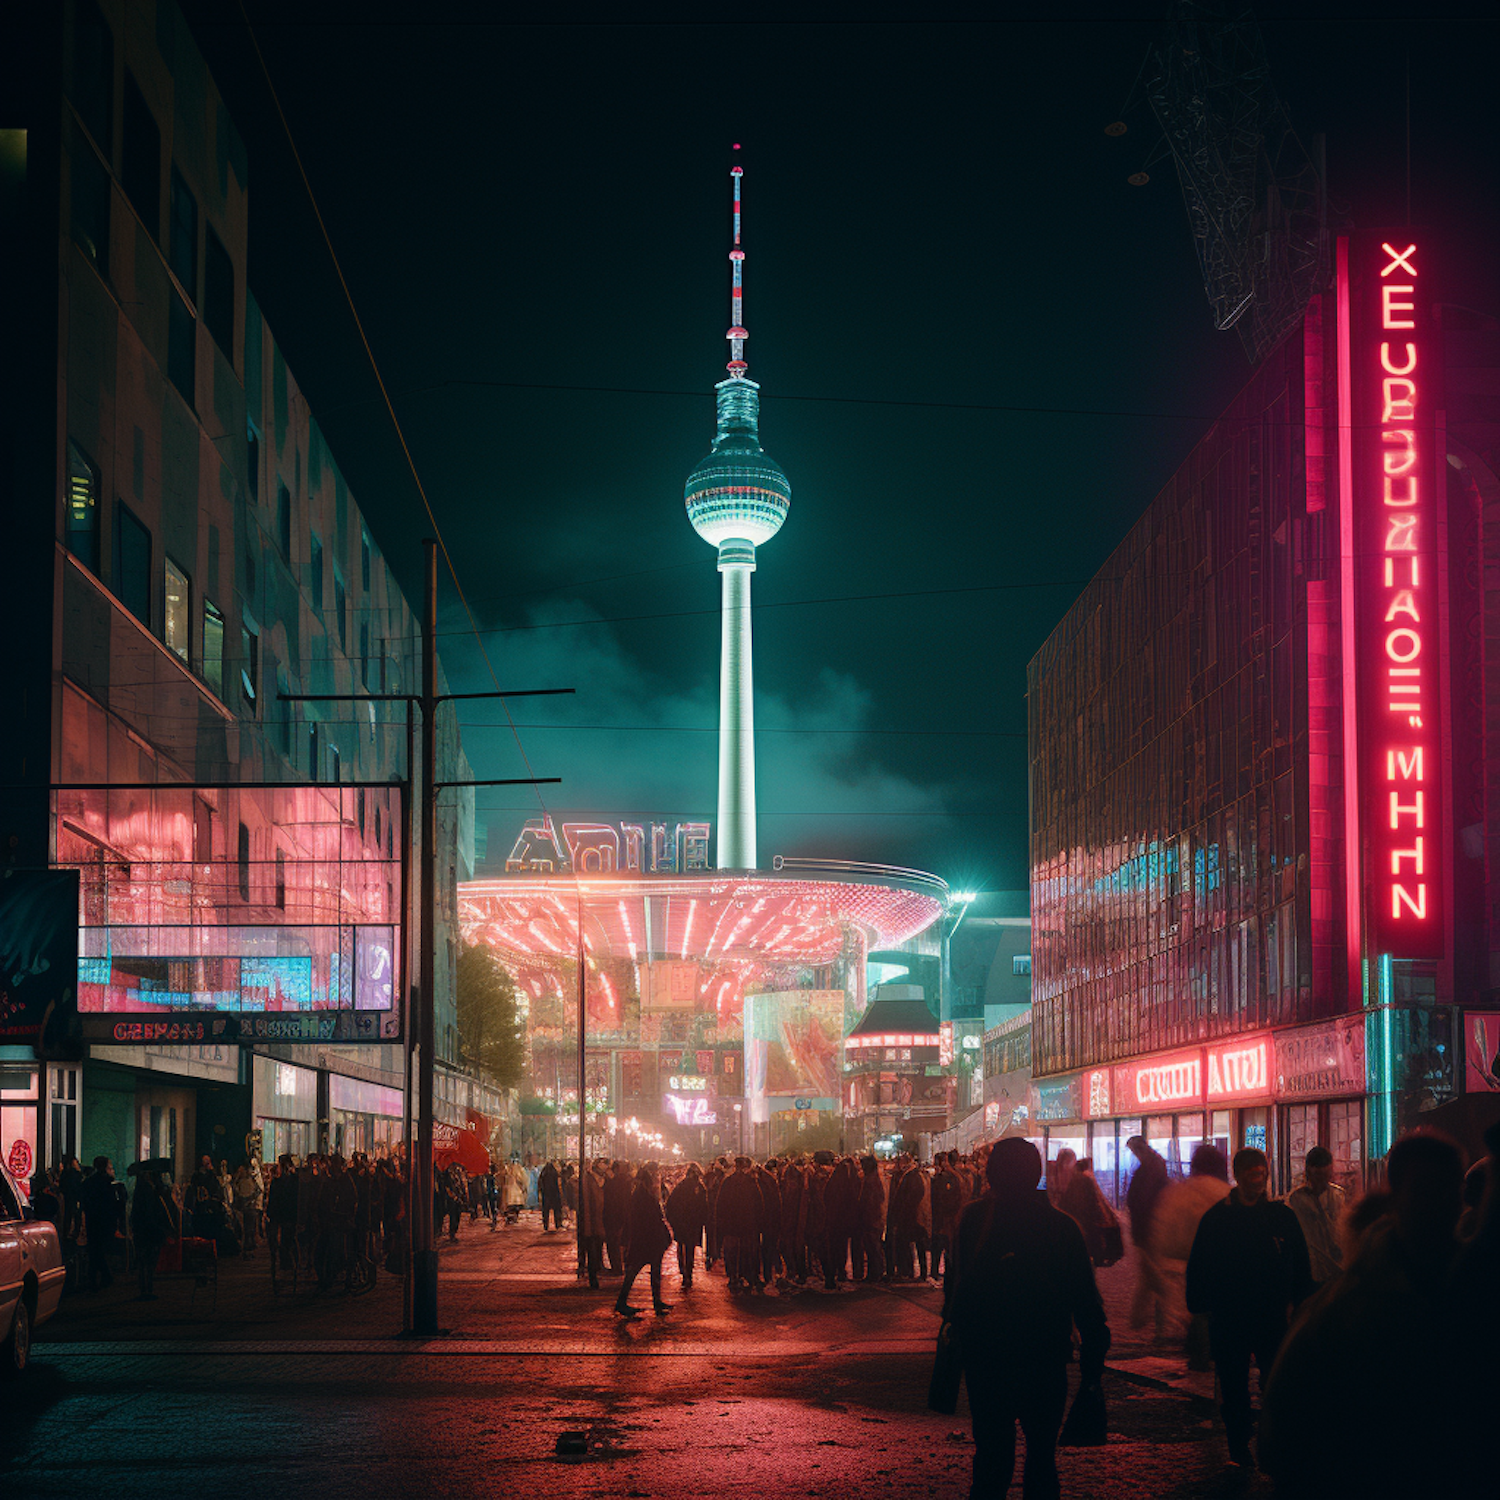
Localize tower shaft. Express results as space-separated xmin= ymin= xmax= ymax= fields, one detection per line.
xmin=717 ymin=549 xmax=756 ymax=869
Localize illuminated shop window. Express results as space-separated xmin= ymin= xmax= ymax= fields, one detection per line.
xmin=65 ymin=439 xmax=100 ymax=572
xmin=163 ymin=556 xmax=190 ymax=661
xmin=203 ymin=599 xmax=225 ymax=697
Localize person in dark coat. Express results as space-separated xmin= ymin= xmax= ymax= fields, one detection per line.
xmin=615 ymin=1161 xmax=673 ymax=1318
xmin=581 ymin=1159 xmax=608 ymax=1288
xmin=715 ymin=1157 xmax=763 ymax=1291
xmin=1125 ymin=1134 xmax=1171 ymax=1336
xmin=930 ymin=1151 xmax=963 ymax=1279
xmin=665 ymin=1163 xmax=708 ymax=1288
xmin=603 ymin=1161 xmax=632 ymax=1274
xmin=823 ymin=1157 xmax=857 ymax=1287
xmin=779 ymin=1159 xmax=807 ymax=1283
xmin=1185 ymin=1146 xmax=1313 ymax=1470
xmin=704 ymin=1161 xmax=725 ymax=1269
xmin=78 ymin=1156 xmax=118 ymax=1291
xmin=129 ymin=1165 xmax=177 ymax=1301
xmin=944 ymin=1137 xmax=1110 ymax=1500
xmin=856 ymin=1157 xmax=887 ymax=1282
xmin=889 ymin=1155 xmax=928 ymax=1279
xmin=538 ymin=1158 xmax=564 ymax=1233
xmin=267 ymin=1154 xmax=299 ymax=1271
xmin=755 ymin=1162 xmax=782 ymax=1287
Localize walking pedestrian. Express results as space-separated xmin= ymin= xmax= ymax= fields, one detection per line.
xmin=581 ymin=1158 xmax=608 ymax=1287
xmin=1260 ymin=1131 xmax=1466 ymax=1497
xmin=1283 ymin=1145 xmax=1347 ymax=1287
xmin=666 ymin=1162 xmax=707 ymax=1288
xmin=129 ymin=1163 xmax=176 ymax=1302
xmin=1185 ymin=1146 xmax=1312 ymax=1470
xmin=267 ymin=1153 xmax=299 ymax=1272
xmin=78 ymin=1156 xmax=117 ymax=1291
xmin=1124 ymin=1134 xmax=1171 ymax=1337
xmin=943 ymin=1137 xmax=1109 ymax=1500
xmin=715 ymin=1157 xmax=762 ymax=1291
xmin=857 ymin=1155 xmax=887 ymax=1283
xmin=603 ymin=1160 xmax=631 ymax=1274
xmin=615 ymin=1161 xmax=673 ymax=1319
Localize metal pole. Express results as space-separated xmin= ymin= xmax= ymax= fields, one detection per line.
xmin=412 ymin=539 xmax=439 ymax=1334
xmin=575 ymin=898 xmax=586 ymax=1272
xmin=401 ymin=706 xmax=414 ymax=1335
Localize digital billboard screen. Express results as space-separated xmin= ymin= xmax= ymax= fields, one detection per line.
xmin=745 ymin=990 xmax=842 ymax=1101
xmin=76 ymin=924 xmax=400 ymax=1043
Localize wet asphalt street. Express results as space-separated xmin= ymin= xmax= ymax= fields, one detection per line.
xmin=4 ymin=1216 xmax=1264 ymax=1500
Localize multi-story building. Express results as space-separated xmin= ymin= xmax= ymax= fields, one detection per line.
xmin=0 ymin=0 xmax=478 ymax=1189
xmin=1028 ymin=229 xmax=1500 ymax=1200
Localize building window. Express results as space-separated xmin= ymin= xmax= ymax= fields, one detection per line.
xmin=71 ymin=1 xmax=114 ymax=156
xmin=164 ymin=556 xmax=190 ymax=661
xmin=65 ymin=440 xmax=100 ymax=572
xmin=310 ymin=533 xmax=324 ymax=612
xmin=361 ymin=529 xmax=371 ymax=592
xmin=334 ymin=574 xmax=346 ymax=652
xmin=70 ymin=141 xmax=110 ymax=280
xmin=237 ymin=822 xmax=251 ymax=902
xmin=357 ymin=787 xmax=366 ymax=839
xmin=1012 ymin=954 xmax=1032 ymax=976
xmin=203 ymin=599 xmax=225 ymax=697
xmin=204 ymin=226 xmax=233 ymax=359
xmin=359 ymin=621 xmax=369 ymax=687
xmin=275 ymin=848 xmax=286 ymax=911
xmin=330 ymin=744 xmax=341 ymax=784
xmin=240 ymin=622 xmax=259 ymax=711
xmin=168 ymin=289 xmax=195 ymax=406
xmin=309 ymin=721 xmax=320 ymax=782
xmin=113 ymin=500 xmax=150 ymax=626
xmin=277 ymin=483 xmax=291 ymax=557
xmin=168 ymin=165 xmax=196 ymax=298
xmin=120 ymin=72 xmax=159 ymax=234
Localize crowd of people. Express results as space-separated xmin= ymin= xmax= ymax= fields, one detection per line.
xmin=25 ymin=1119 xmax=1499 ymax=1495
xmin=556 ymin=1148 xmax=992 ymax=1310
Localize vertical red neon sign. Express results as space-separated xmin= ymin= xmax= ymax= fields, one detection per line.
xmin=1347 ymin=234 xmax=1445 ymax=958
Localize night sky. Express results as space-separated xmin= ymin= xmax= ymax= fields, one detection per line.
xmin=186 ymin=2 xmax=1498 ymax=891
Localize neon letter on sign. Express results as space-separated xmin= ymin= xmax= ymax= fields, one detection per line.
xmin=1346 ymin=234 xmax=1444 ymax=958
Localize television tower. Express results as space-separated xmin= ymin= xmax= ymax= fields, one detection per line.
xmin=685 ymin=148 xmax=791 ymax=870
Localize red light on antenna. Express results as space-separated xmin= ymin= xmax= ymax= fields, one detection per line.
xmin=732 ymin=142 xmax=741 ymax=150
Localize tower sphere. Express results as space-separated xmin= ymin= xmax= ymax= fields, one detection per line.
xmin=685 ymin=379 xmax=790 ymax=550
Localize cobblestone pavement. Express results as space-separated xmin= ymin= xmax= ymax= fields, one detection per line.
xmin=5 ymin=1214 xmax=1272 ymax=1499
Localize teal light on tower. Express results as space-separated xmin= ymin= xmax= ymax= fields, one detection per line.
xmin=685 ymin=149 xmax=790 ymax=870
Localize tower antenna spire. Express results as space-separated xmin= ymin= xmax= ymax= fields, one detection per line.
xmin=727 ymin=144 xmax=748 ymax=377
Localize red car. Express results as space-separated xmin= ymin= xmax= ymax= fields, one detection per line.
xmin=0 ymin=1155 xmax=65 ymax=1375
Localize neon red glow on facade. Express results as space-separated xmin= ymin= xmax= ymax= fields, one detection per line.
xmin=1345 ymin=234 xmax=1445 ymax=957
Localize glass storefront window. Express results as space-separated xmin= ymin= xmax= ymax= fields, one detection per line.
xmin=1046 ymin=1130 xmax=1086 ymax=1190
xmin=1328 ymin=1100 xmax=1363 ymax=1195
xmin=1177 ymin=1112 xmax=1205 ymax=1172
xmin=1090 ymin=1121 xmax=1120 ymax=1203
xmin=1284 ymin=1103 xmax=1317 ymax=1187
xmin=1210 ymin=1110 xmax=1233 ymax=1161
xmin=1117 ymin=1116 xmax=1143 ymax=1197
xmin=1147 ymin=1114 xmax=1176 ymax=1175
xmin=1241 ymin=1106 xmax=1269 ymax=1155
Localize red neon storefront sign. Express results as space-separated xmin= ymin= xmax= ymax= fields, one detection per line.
xmin=1206 ymin=1034 xmax=1271 ymax=1103
xmin=1112 ymin=1048 xmax=1203 ymax=1114
xmin=1342 ymin=234 xmax=1445 ymax=958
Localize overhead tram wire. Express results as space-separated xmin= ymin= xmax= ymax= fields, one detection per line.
xmin=236 ymin=2 xmax=550 ymax=824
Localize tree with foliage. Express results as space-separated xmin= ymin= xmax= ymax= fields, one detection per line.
xmin=455 ymin=943 xmax=527 ymax=1090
